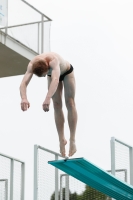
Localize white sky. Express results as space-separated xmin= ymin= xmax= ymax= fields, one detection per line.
xmin=0 ymin=0 xmax=133 ymax=199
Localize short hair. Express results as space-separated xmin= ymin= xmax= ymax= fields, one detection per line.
xmin=32 ymin=59 xmax=48 ymax=77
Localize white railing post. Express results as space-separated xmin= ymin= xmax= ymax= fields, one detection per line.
xmin=37 ymin=23 xmax=39 ymax=53
xmin=34 ymin=145 xmax=38 ymax=200
xmin=55 ymin=154 xmax=59 ymax=200
xmin=5 ymin=179 xmax=8 ymax=200
xmin=41 ymin=14 xmax=44 ymax=53
xmin=110 ymin=137 xmax=115 ymax=176
xmin=10 ymin=159 xmax=14 ymax=200
xmin=129 ymin=147 xmax=133 ymax=185
xmin=65 ymin=175 xmax=69 ymax=200
xmin=21 ymin=162 xmax=25 ymax=200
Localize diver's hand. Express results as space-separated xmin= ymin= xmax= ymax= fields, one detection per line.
xmin=21 ymin=99 xmax=30 ymax=111
xmin=42 ymin=97 xmax=50 ymax=112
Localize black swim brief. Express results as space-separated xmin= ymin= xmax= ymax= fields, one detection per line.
xmin=48 ymin=64 xmax=74 ymax=81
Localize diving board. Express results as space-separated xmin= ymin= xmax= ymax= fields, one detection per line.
xmin=48 ymin=157 xmax=133 ymax=200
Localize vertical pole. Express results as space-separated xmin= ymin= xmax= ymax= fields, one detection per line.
xmin=37 ymin=23 xmax=39 ymax=53
xmin=5 ymin=180 xmax=8 ymax=200
xmin=41 ymin=15 xmax=44 ymax=53
xmin=6 ymin=0 xmax=8 ymax=32
xmin=10 ymin=159 xmax=14 ymax=200
xmin=125 ymin=169 xmax=127 ymax=183
xmin=60 ymin=175 xmax=63 ymax=200
xmin=21 ymin=162 xmax=25 ymax=200
xmin=110 ymin=137 xmax=115 ymax=176
xmin=55 ymin=154 xmax=58 ymax=200
xmin=49 ymin=21 xmax=51 ymax=52
xmin=4 ymin=0 xmax=8 ymax=45
xmin=110 ymin=137 xmax=116 ymax=200
xmin=129 ymin=147 xmax=133 ymax=185
xmin=34 ymin=145 xmax=38 ymax=200
xmin=65 ymin=175 xmax=69 ymax=200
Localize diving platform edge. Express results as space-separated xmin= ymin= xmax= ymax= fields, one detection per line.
xmin=0 ymin=31 xmax=38 ymax=77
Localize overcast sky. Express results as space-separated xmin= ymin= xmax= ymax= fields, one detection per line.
xmin=0 ymin=0 xmax=133 ymax=199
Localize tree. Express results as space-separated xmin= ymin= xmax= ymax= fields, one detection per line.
xmin=75 ymin=185 xmax=111 ymax=200
xmin=50 ymin=185 xmax=112 ymax=200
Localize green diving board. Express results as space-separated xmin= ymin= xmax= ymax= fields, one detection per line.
xmin=48 ymin=157 xmax=133 ymax=200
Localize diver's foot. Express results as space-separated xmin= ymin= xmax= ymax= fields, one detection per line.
xmin=69 ymin=140 xmax=77 ymax=157
xmin=59 ymin=139 xmax=67 ymax=157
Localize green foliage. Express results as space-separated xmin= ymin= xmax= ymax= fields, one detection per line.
xmin=50 ymin=185 xmax=112 ymax=200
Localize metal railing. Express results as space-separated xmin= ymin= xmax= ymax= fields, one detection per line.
xmin=0 ymin=0 xmax=52 ymax=54
xmin=0 ymin=179 xmax=8 ymax=200
xmin=60 ymin=174 xmax=69 ymax=200
xmin=0 ymin=152 xmax=25 ymax=200
xmin=110 ymin=137 xmax=133 ymax=185
xmin=34 ymin=145 xmax=63 ymax=200
xmin=107 ymin=169 xmax=127 ymax=182
xmin=59 ymin=169 xmax=127 ymax=200
xmin=34 ymin=145 xmax=113 ymax=200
